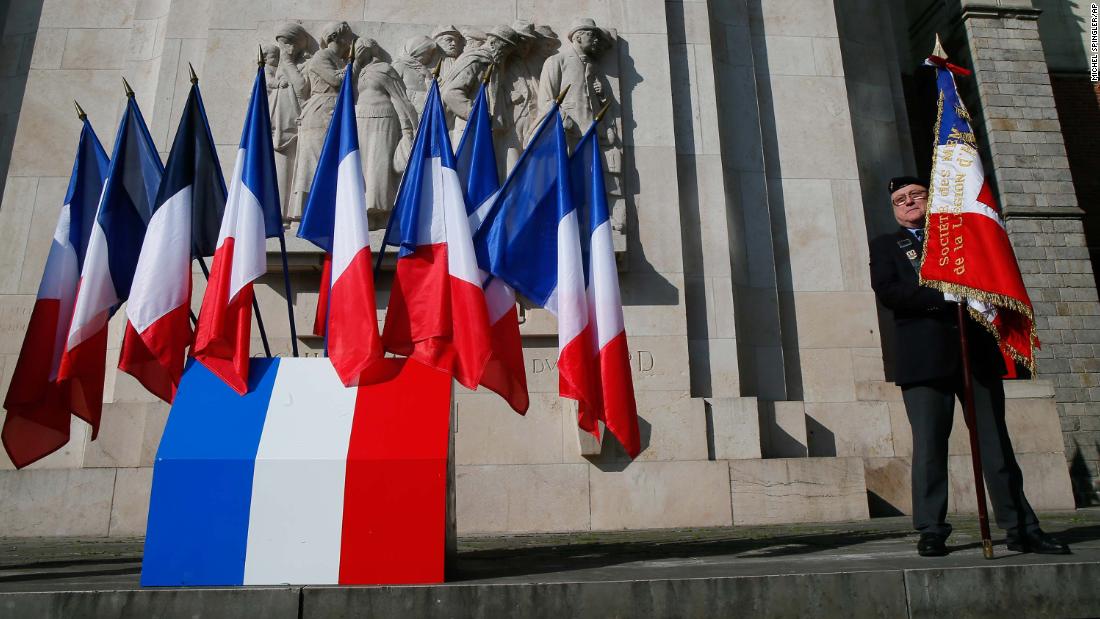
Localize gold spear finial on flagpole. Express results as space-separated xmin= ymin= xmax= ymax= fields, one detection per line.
xmin=122 ymin=77 xmax=135 ymax=98
xmin=188 ymin=62 xmax=199 ymax=84
xmin=555 ymin=84 xmax=571 ymax=105
xmin=432 ymin=59 xmax=443 ymax=81
xmin=481 ymin=63 xmax=494 ymax=84
xmin=348 ymin=38 xmax=356 ymax=65
xmin=595 ymin=100 xmax=611 ymax=123
xmin=74 ymin=100 xmax=87 ymax=121
xmin=932 ymin=33 xmax=947 ymax=59
xmin=258 ymin=44 xmax=265 ymax=68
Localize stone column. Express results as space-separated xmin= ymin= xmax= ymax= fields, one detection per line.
xmin=958 ymin=0 xmax=1100 ymax=505
xmin=666 ymin=0 xmax=744 ymax=401
xmin=737 ymin=0 xmax=889 ymax=458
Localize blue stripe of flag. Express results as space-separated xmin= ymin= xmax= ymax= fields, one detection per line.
xmin=141 ymin=358 xmax=280 ymax=586
xmin=455 ymin=83 xmax=499 ymax=218
xmin=935 ymin=69 xmax=971 ymax=145
xmin=155 ymin=83 xmax=229 ymax=259
xmin=296 ymin=65 xmax=359 ymax=253
xmin=97 ymin=97 xmax=163 ymax=308
xmin=240 ymin=68 xmax=284 ymax=240
xmin=473 ymin=108 xmax=573 ymax=308
xmin=568 ymin=125 xmax=609 ymax=288
xmin=383 ymin=81 xmax=457 ymax=257
xmin=67 ymin=119 xmax=110 ymax=270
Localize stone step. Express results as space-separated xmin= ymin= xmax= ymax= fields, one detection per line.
xmin=2 ymin=545 xmax=1098 ymax=618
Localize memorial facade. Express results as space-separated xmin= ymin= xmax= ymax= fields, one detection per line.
xmin=0 ymin=0 xmax=1097 ymax=537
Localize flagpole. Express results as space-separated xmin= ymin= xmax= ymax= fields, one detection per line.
xmin=956 ymin=302 xmax=995 ymax=559
xmin=196 ymin=255 xmax=271 ymax=358
xmin=256 ymin=48 xmax=300 ymax=358
xmin=276 ymin=235 xmax=299 ymax=357
xmin=926 ymin=34 xmax=993 ymax=560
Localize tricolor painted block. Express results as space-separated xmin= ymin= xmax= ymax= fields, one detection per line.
xmin=141 ymin=357 xmax=451 ymax=586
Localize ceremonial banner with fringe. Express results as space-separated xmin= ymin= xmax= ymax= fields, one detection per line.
xmin=919 ymin=58 xmax=1038 ymax=372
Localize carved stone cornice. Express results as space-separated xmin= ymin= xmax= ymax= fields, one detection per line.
xmin=953 ymin=1 xmax=1041 ymax=21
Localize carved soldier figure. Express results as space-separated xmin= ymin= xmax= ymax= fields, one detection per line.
xmin=493 ymin=21 xmax=542 ymax=172
xmin=432 ymin=25 xmax=466 ymax=80
xmin=539 ymin=18 xmax=623 ymax=231
xmin=354 ymin=38 xmax=418 ymax=229
xmin=532 ymin=25 xmax=561 ymax=69
xmin=392 ymin=35 xmax=439 ymax=116
xmin=290 ymin=21 xmax=362 ymax=219
xmin=539 ymin=18 xmax=616 ymax=145
xmin=271 ymin=23 xmax=311 ymax=223
xmin=460 ymin=27 xmax=487 ymax=52
xmin=441 ymin=25 xmax=518 ymax=142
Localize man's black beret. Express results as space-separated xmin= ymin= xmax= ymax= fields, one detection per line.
xmin=888 ymin=176 xmax=927 ymax=195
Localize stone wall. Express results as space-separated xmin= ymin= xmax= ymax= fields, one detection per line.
xmin=1049 ymin=74 xmax=1100 ymax=266
xmin=957 ymin=0 xmax=1100 ymax=505
xmin=0 ymin=0 xmax=1085 ymax=536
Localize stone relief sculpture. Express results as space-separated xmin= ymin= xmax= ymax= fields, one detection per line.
xmin=354 ymin=38 xmax=419 ymax=230
xmin=440 ymin=25 xmax=517 ymax=151
xmin=289 ymin=21 xmax=362 ymax=220
xmin=539 ymin=18 xmax=624 ymax=233
xmin=269 ymin=19 xmax=621 ymax=238
xmin=392 ymin=35 xmax=439 ymax=116
xmin=270 ymin=23 xmax=311 ymax=223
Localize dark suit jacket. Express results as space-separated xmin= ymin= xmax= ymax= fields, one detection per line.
xmin=869 ymin=227 xmax=1005 ymax=386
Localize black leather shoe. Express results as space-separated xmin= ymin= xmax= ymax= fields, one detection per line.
xmin=1006 ymin=529 xmax=1071 ymax=555
xmin=917 ymin=533 xmax=948 ymax=557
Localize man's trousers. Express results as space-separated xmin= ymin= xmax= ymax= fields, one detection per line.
xmin=901 ymin=373 xmax=1039 ymax=537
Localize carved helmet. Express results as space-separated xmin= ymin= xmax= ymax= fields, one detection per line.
xmin=487 ymin=25 xmax=519 ymax=47
xmin=566 ymin=18 xmax=600 ymax=41
xmin=511 ymin=20 xmax=537 ymax=40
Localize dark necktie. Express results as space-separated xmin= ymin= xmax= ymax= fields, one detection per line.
xmin=913 ymin=229 xmax=924 ymax=243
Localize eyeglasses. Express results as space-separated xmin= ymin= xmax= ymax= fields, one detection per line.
xmin=892 ymin=191 xmax=928 ymax=206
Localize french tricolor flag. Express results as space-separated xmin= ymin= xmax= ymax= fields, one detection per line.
xmin=193 ymin=66 xmax=283 ymax=394
xmin=57 ymin=94 xmax=164 ymax=438
xmin=456 ymin=81 xmax=529 ymax=414
xmin=2 ymin=117 xmax=109 ymax=468
xmin=297 ymin=65 xmax=387 ymax=386
xmin=142 ymin=357 xmax=451 ymax=586
xmin=381 ymin=81 xmax=491 ymax=389
xmin=120 ymin=81 xmax=224 ymax=403
xmin=475 ymin=106 xmax=602 ymax=443
xmin=570 ymin=124 xmax=641 ymax=458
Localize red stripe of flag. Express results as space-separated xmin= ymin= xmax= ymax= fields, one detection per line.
xmin=193 ymin=238 xmax=253 ymax=395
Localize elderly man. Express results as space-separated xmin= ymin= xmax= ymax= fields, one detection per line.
xmin=869 ymin=176 xmax=1070 ymax=557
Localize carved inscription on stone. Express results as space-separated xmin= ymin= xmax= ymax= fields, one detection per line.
xmin=530 ymin=351 xmax=653 ymax=375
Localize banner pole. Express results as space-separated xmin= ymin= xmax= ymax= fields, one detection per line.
xmin=956 ymin=302 xmax=994 ymax=559
xmin=277 ymin=233 xmax=299 ymax=357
